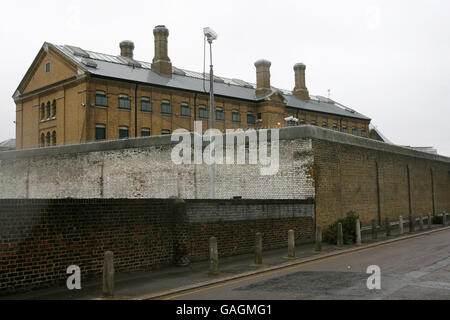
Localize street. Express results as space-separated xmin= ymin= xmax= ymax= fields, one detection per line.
xmin=164 ymin=229 xmax=450 ymax=300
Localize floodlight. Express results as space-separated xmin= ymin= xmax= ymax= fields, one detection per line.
xmin=203 ymin=27 xmax=218 ymax=41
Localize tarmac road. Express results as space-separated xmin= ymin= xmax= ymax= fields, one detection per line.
xmin=165 ymin=228 xmax=450 ymax=300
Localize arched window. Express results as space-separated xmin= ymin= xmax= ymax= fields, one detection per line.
xmin=46 ymin=102 xmax=51 ymax=119
xmin=52 ymin=100 xmax=56 ymax=118
xmin=46 ymin=132 xmax=51 ymax=146
xmin=40 ymin=104 xmax=45 ymax=120
xmin=40 ymin=133 xmax=45 ymax=147
xmin=52 ymin=131 xmax=56 ymax=146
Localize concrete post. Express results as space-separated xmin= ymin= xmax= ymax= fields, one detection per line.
xmin=288 ymin=230 xmax=295 ymax=258
xmin=428 ymin=214 xmax=432 ymax=229
xmin=399 ymin=216 xmax=404 ymax=235
xmin=372 ymin=219 xmax=377 ymax=240
xmin=385 ymin=217 xmax=391 ymax=237
xmin=209 ymin=236 xmax=219 ymax=274
xmin=356 ymin=219 xmax=361 ymax=246
xmin=419 ymin=215 xmax=424 ymax=231
xmin=102 ymin=251 xmax=114 ymax=297
xmin=337 ymin=223 xmax=343 ymax=246
xmin=315 ymin=225 xmax=322 ymax=252
xmin=409 ymin=215 xmax=415 ymax=233
xmin=255 ymin=233 xmax=263 ymax=265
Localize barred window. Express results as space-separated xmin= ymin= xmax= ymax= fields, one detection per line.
xmin=299 ymin=119 xmax=305 ymax=125
xmin=46 ymin=102 xmax=51 ymax=119
xmin=352 ymin=127 xmax=358 ymax=135
xmin=118 ymin=94 xmax=131 ymax=110
xmin=45 ymin=62 xmax=51 ymax=73
xmin=95 ymin=91 xmax=108 ymax=107
xmin=361 ymin=129 xmax=367 ymax=137
xmin=95 ymin=124 xmax=106 ymax=140
xmin=332 ymin=124 xmax=338 ymax=131
xmin=343 ymin=126 xmax=348 ymax=133
xmin=141 ymin=128 xmax=151 ymax=137
xmin=46 ymin=132 xmax=51 ymax=146
xmin=216 ymin=108 xmax=224 ymax=121
xmin=161 ymin=129 xmax=171 ymax=135
xmin=181 ymin=103 xmax=190 ymax=117
xmin=40 ymin=103 xmax=45 ymax=120
xmin=322 ymin=122 xmax=328 ymax=129
xmin=161 ymin=100 xmax=172 ymax=114
xmin=232 ymin=110 xmax=240 ymax=123
xmin=311 ymin=120 xmax=317 ymax=126
xmin=119 ymin=126 xmax=129 ymax=139
xmin=141 ymin=97 xmax=152 ymax=112
xmin=199 ymin=105 xmax=208 ymax=119
xmin=247 ymin=113 xmax=255 ymax=124
xmin=52 ymin=100 xmax=56 ymax=118
xmin=40 ymin=133 xmax=45 ymax=147
xmin=52 ymin=131 xmax=56 ymax=146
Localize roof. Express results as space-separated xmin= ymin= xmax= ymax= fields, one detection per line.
xmin=0 ymin=139 xmax=15 ymax=150
xmin=369 ymin=124 xmax=394 ymax=144
xmin=50 ymin=43 xmax=370 ymax=121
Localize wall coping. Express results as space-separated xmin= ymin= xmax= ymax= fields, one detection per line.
xmin=1 ymin=125 xmax=449 ymax=164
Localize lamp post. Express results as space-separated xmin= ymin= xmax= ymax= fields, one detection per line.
xmin=204 ymin=27 xmax=218 ymax=199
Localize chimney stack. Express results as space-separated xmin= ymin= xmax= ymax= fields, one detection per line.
xmin=293 ymin=63 xmax=310 ymax=100
xmin=152 ymin=25 xmax=172 ymax=75
xmin=120 ymin=40 xmax=135 ymax=59
xmin=254 ymin=59 xmax=271 ymax=96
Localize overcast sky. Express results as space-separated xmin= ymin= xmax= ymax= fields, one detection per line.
xmin=1 ymin=0 xmax=449 ymax=155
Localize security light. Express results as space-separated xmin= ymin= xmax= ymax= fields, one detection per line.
xmin=203 ymin=27 xmax=218 ymax=41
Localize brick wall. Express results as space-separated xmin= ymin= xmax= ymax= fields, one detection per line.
xmin=312 ymin=138 xmax=450 ymax=227
xmin=0 ymin=198 xmax=313 ymax=294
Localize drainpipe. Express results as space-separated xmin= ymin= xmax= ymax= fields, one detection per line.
xmin=135 ymin=83 xmax=138 ymax=137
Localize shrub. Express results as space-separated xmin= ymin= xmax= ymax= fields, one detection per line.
xmin=323 ymin=211 xmax=360 ymax=245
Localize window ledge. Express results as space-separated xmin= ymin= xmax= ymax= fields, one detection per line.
xmin=95 ymin=105 xmax=108 ymax=109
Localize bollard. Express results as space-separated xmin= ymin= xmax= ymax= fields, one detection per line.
xmin=209 ymin=236 xmax=219 ymax=274
xmin=102 ymin=251 xmax=114 ymax=297
xmin=371 ymin=219 xmax=377 ymax=240
xmin=409 ymin=215 xmax=415 ymax=233
xmin=428 ymin=214 xmax=432 ymax=229
xmin=356 ymin=219 xmax=361 ymax=246
xmin=254 ymin=233 xmax=263 ymax=265
xmin=419 ymin=216 xmax=424 ymax=231
xmin=399 ymin=216 xmax=404 ymax=235
xmin=315 ymin=225 xmax=322 ymax=252
xmin=385 ymin=217 xmax=391 ymax=237
xmin=288 ymin=230 xmax=296 ymax=258
xmin=337 ymin=223 xmax=343 ymax=246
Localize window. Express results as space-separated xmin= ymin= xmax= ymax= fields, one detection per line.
xmin=361 ymin=129 xmax=367 ymax=137
xmin=45 ymin=62 xmax=51 ymax=73
xmin=199 ymin=105 xmax=208 ymax=119
xmin=232 ymin=110 xmax=240 ymax=123
xmin=180 ymin=103 xmax=190 ymax=117
xmin=52 ymin=100 xmax=56 ymax=118
xmin=95 ymin=91 xmax=108 ymax=107
xmin=46 ymin=132 xmax=51 ymax=146
xmin=141 ymin=97 xmax=152 ymax=112
xmin=299 ymin=119 xmax=305 ymax=125
xmin=161 ymin=129 xmax=171 ymax=135
xmin=257 ymin=113 xmax=262 ymax=121
xmin=141 ymin=128 xmax=151 ymax=137
xmin=52 ymin=131 xmax=56 ymax=146
xmin=352 ymin=127 xmax=358 ymax=135
xmin=332 ymin=124 xmax=338 ymax=131
xmin=322 ymin=122 xmax=328 ymax=129
xmin=119 ymin=126 xmax=129 ymax=139
xmin=161 ymin=100 xmax=172 ymax=114
xmin=46 ymin=102 xmax=51 ymax=119
xmin=311 ymin=120 xmax=317 ymax=126
xmin=95 ymin=124 xmax=106 ymax=141
xmin=342 ymin=126 xmax=348 ymax=133
xmin=40 ymin=104 xmax=45 ymax=120
xmin=247 ymin=113 xmax=255 ymax=124
xmin=40 ymin=133 xmax=45 ymax=147
xmin=216 ymin=108 xmax=224 ymax=121
xmin=118 ymin=94 xmax=131 ymax=110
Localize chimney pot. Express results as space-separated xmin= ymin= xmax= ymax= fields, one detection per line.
xmin=120 ymin=40 xmax=135 ymax=59
xmin=293 ymin=62 xmax=310 ymax=100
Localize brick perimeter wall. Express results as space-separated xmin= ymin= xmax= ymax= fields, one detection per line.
xmin=0 ymin=198 xmax=313 ymax=294
xmin=312 ymin=138 xmax=450 ymax=227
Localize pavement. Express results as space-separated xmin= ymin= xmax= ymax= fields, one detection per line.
xmin=1 ymin=222 xmax=448 ymax=300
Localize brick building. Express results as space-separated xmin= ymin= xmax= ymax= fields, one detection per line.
xmin=13 ymin=25 xmax=371 ymax=150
